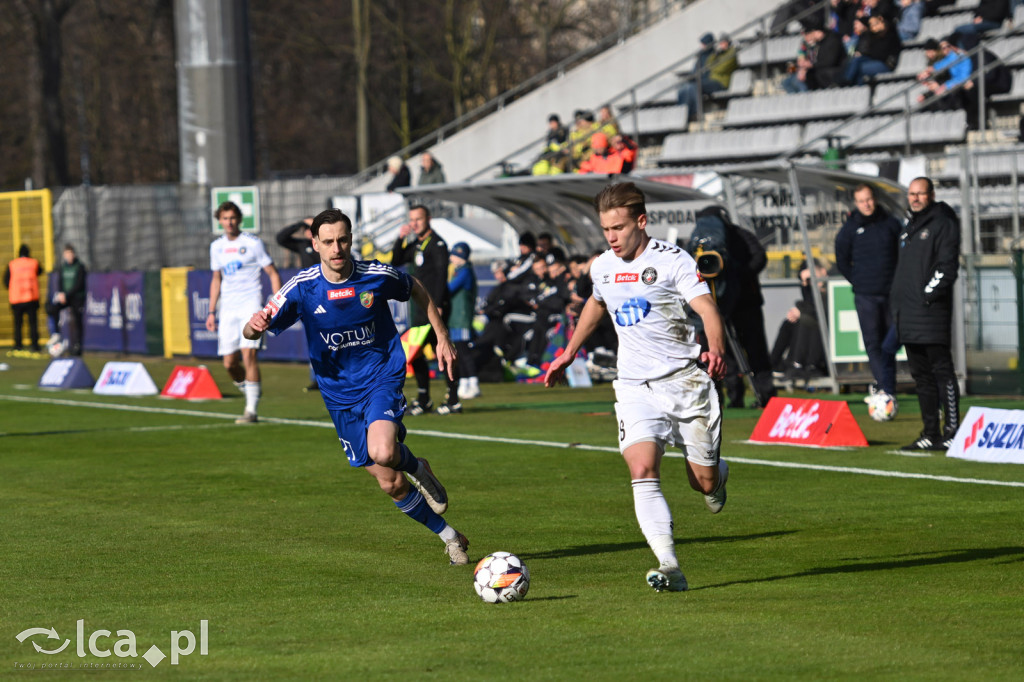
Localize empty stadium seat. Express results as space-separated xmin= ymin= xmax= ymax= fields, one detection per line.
xmin=724 ymin=86 xmax=871 ymax=126
xmin=803 ymin=110 xmax=967 ymax=150
xmin=618 ymin=105 xmax=689 ymax=137
xmin=875 ymin=49 xmax=929 ymax=82
xmin=658 ymin=124 xmax=802 ymax=164
xmin=710 ymin=69 xmax=754 ymax=101
xmin=937 ymin=146 xmax=1024 ymax=179
xmin=737 ymin=35 xmax=802 ymax=69
xmin=871 ymin=81 xmax=929 ymax=112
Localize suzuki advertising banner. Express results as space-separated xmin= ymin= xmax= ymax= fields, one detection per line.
xmin=947 ymin=407 xmax=1024 ymax=465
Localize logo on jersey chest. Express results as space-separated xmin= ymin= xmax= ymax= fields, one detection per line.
xmin=328 ymin=288 xmax=355 ymax=301
xmin=613 ymin=297 xmax=652 ymax=327
xmin=615 ymin=273 xmax=639 ymax=283
xmin=360 ymin=292 xmax=374 ymax=308
xmin=641 ymin=267 xmax=658 ymax=285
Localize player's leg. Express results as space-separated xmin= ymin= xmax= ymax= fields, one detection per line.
xmin=366 ymin=418 xmax=448 ymax=514
xmin=231 ymin=299 xmax=263 ymax=422
xmin=616 ymin=388 xmax=686 ymax=592
xmin=670 ymin=367 xmax=728 ymax=512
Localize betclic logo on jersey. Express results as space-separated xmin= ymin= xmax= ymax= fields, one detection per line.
xmin=262 ymin=291 xmax=285 ymax=317
xmin=615 ymin=273 xmax=639 ymax=283
xmin=328 ymin=288 xmax=355 ymax=301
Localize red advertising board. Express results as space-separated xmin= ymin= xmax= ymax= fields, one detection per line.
xmin=750 ymin=397 xmax=868 ymax=447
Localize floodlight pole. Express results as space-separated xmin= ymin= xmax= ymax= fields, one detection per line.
xmin=786 ymin=163 xmax=839 ymax=394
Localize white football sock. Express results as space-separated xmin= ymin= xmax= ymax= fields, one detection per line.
xmin=438 ymin=525 xmax=458 ymax=542
xmin=632 ymin=478 xmax=678 ymax=568
xmin=244 ymin=381 xmax=261 ymax=414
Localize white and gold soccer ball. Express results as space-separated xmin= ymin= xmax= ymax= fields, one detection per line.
xmin=473 ymin=552 xmax=530 ymax=603
xmin=867 ymin=392 xmax=898 ymax=422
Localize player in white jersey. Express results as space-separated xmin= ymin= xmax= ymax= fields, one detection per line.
xmin=206 ymin=201 xmax=282 ymax=423
xmin=545 ymin=182 xmax=729 ymax=593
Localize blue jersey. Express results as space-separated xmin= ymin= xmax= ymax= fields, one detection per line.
xmin=263 ymin=260 xmax=412 ymax=408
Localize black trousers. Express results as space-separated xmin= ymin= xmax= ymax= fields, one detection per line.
xmin=905 ymin=342 xmax=960 ymax=440
xmin=11 ymin=301 xmax=41 ymax=350
xmin=723 ymin=305 xmax=776 ymax=406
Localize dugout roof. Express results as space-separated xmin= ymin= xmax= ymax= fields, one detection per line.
xmin=399 ymin=174 xmax=719 ymax=253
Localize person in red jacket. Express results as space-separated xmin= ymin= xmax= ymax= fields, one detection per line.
xmin=577 ymin=132 xmax=627 ymax=174
xmin=4 ymin=244 xmax=43 ymax=352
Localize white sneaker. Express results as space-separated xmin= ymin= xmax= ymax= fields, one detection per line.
xmin=235 ymin=411 xmax=258 ymax=424
xmin=444 ymin=531 xmax=469 ymax=566
xmin=704 ymin=460 xmax=728 ymax=514
xmin=646 ymin=566 xmax=688 ymax=592
xmin=407 ymin=457 xmax=448 ymax=514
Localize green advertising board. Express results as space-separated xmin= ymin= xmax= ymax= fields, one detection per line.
xmin=211 ymin=186 xmax=260 ymax=234
xmin=828 ymin=280 xmax=906 ymax=362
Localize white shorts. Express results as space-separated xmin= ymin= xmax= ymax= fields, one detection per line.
xmin=613 ymin=364 xmax=721 ymax=467
xmin=217 ymin=295 xmax=264 ymax=356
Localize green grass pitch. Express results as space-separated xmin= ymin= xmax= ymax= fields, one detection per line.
xmin=1 ymin=355 xmax=1023 ymax=680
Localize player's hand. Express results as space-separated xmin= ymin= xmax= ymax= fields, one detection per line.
xmin=205 ymin=313 xmax=217 ymax=332
xmin=701 ymin=350 xmax=725 ymax=381
xmin=246 ymin=309 xmax=271 ymax=334
xmin=543 ymin=351 xmax=572 ymax=387
xmin=398 ymin=222 xmax=412 ymax=239
xmin=435 ymin=337 xmax=457 ymax=381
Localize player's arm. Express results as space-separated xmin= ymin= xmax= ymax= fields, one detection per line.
xmin=264 ymin=263 xmax=282 ymax=293
xmin=544 ymin=295 xmax=607 ymax=387
xmin=243 ymin=308 xmax=271 ymax=340
xmin=206 ymin=270 xmax=221 ymax=332
xmin=410 ymin=276 xmax=457 ymax=380
xmin=689 ymin=293 xmax=726 ymax=380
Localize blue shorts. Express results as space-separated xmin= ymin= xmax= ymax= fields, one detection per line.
xmin=327 ymin=384 xmax=407 ymax=467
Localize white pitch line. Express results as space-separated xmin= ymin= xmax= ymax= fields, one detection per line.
xmin=3 ymin=393 xmax=1024 ymax=488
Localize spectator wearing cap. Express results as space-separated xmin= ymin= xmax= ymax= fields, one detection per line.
xmin=782 ymin=20 xmax=847 ymax=94
xmin=506 ymin=231 xmax=538 ymax=282
xmin=916 ymin=35 xmax=972 ymax=109
xmin=443 ymin=242 xmax=480 ymax=409
xmin=676 ymin=33 xmax=737 ymax=119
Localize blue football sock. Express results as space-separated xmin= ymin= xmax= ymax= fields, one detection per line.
xmin=395 ymin=442 xmax=418 ymax=473
xmin=395 ymin=488 xmax=445 ymax=534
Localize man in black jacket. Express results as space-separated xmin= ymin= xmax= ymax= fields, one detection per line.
xmin=392 ymin=204 xmax=450 ymax=414
xmin=276 ymin=217 xmax=318 ymax=268
xmin=891 ymin=177 xmax=961 ymax=452
xmin=46 ymin=244 xmax=88 ymax=356
xmin=835 ymin=184 xmax=901 ymax=399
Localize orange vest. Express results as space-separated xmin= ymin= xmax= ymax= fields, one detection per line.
xmin=8 ymin=257 xmax=40 ymax=305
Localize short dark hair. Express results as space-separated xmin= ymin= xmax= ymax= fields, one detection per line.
xmin=310 ymin=208 xmax=353 ymax=238
xmin=18 ymin=244 xmax=30 ymax=257
xmin=537 ymin=232 xmax=553 ymax=242
xmin=214 ymin=201 xmax=242 ymax=220
xmin=408 ymin=203 xmax=431 ymax=219
xmin=519 ymin=232 xmax=537 ymax=249
xmin=853 ymin=183 xmax=876 ymax=198
xmin=595 ymin=182 xmax=646 ymax=221
xmin=911 ymin=176 xmax=935 ymax=194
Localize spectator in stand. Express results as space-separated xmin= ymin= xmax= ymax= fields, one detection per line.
xmin=676 ymin=34 xmax=737 ymax=118
xmin=533 ymin=114 xmax=570 ymax=175
xmin=923 ymin=0 xmax=956 ymax=16
xmin=952 ymin=0 xmax=1010 ymax=39
xmin=843 ymin=16 xmax=869 ymax=57
xmin=916 ymin=36 xmax=972 ymax=110
xmin=597 ymin=104 xmax=620 ymax=139
xmin=535 ymin=233 xmax=554 ymax=259
xmin=276 ymin=217 xmax=317 ymax=268
xmin=45 ymin=244 xmax=87 ymax=356
xmin=611 ymin=134 xmax=638 ymax=173
xmin=833 ymin=0 xmax=862 ymax=41
xmin=859 ymin=0 xmax=899 ymax=22
xmin=771 ymin=0 xmax=821 ymax=33
xmin=578 ymin=132 xmax=630 ymax=174
xmin=547 ymin=113 xmax=568 ymax=146
xmin=897 ymin=0 xmax=925 ymax=42
xmin=385 ymin=156 xmax=411 ymax=192
xmin=418 ymin=151 xmax=446 ymax=185
xmin=4 ymin=244 xmax=42 ymax=353
xmin=843 ymin=14 xmax=901 ymax=85
xmin=782 ymin=20 xmax=848 ymax=93
xmin=569 ymin=110 xmax=596 ymax=170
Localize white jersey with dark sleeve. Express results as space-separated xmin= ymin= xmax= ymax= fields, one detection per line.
xmin=209 ymin=233 xmax=274 ymax=301
xmin=590 ymin=238 xmax=711 ymax=383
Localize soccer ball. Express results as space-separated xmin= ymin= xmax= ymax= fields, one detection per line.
xmin=867 ymin=391 xmax=898 ymax=422
xmin=473 ymin=552 xmax=530 ymax=603
xmin=47 ymin=336 xmax=67 ymax=358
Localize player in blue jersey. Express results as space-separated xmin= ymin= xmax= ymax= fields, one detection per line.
xmin=242 ymin=208 xmax=470 ymax=565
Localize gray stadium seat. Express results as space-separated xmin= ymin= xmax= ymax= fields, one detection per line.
xmin=625 ymin=72 xmax=684 ymax=107
xmin=803 ymin=111 xmax=967 ymax=150
xmin=723 ymin=86 xmax=871 ymax=126
xmin=908 ymin=12 xmax=975 ymax=45
xmin=658 ymin=124 xmax=802 ymax=164
xmin=988 ymin=37 xmax=1024 ymax=67
xmin=871 ymin=81 xmax=929 ymax=112
xmin=991 ymin=69 xmax=1024 ymax=102
xmin=737 ymin=35 xmax=802 ymax=68
xmin=618 ymin=105 xmax=690 ymax=136
xmin=875 ymin=49 xmax=929 ymax=82
xmin=710 ymin=69 xmax=754 ymax=101
xmin=937 ymin=146 xmax=1024 ymax=179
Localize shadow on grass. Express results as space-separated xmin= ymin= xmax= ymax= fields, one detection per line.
xmin=522 ymin=530 xmax=797 ymax=561
xmin=693 ymin=545 xmax=1024 ymax=591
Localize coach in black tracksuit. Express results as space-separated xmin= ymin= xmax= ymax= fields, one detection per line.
xmin=890 ymin=177 xmax=961 ymax=452
xmin=835 ymin=184 xmax=901 ymax=396
xmin=392 ymin=203 xmax=450 ymax=414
